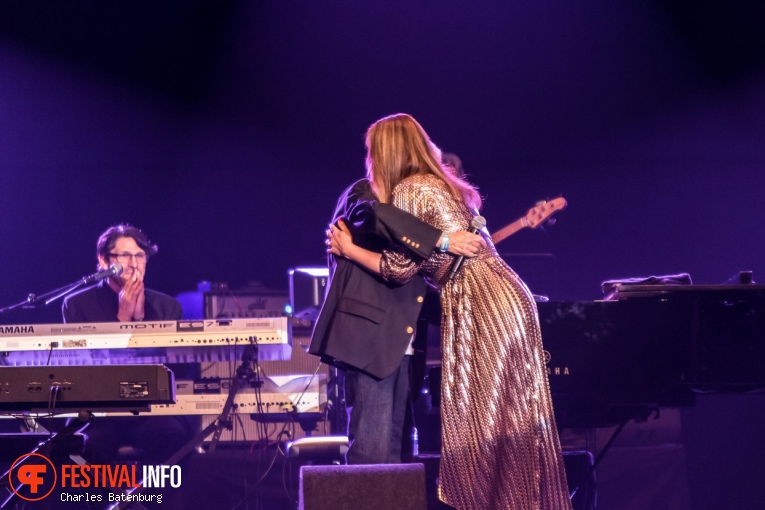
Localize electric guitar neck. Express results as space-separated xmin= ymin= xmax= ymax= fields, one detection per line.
xmin=490 ymin=197 xmax=567 ymax=245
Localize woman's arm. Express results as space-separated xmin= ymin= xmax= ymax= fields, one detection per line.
xmin=352 ymin=196 xmax=483 ymax=258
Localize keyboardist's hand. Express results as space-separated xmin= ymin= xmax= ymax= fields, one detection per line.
xmin=117 ymin=269 xmax=145 ymax=322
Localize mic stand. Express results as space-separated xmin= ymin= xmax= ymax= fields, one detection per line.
xmin=111 ymin=342 xmax=260 ymax=510
xmin=208 ymin=343 xmax=257 ymax=453
xmin=0 ymin=278 xmax=91 ymax=316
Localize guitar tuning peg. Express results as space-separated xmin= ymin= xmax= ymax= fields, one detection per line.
xmin=546 ymin=218 xmax=557 ymax=226
xmin=535 ymin=200 xmax=546 ymax=206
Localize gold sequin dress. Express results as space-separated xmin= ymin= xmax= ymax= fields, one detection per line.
xmin=380 ymin=174 xmax=572 ymax=510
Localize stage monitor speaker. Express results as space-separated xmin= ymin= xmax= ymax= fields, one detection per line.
xmin=299 ymin=463 xmax=426 ymax=510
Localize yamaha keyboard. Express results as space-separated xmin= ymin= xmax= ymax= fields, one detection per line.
xmin=0 ymin=317 xmax=290 ymax=366
xmin=104 ymin=374 xmax=328 ymax=417
xmin=0 ymin=364 xmax=175 ymax=412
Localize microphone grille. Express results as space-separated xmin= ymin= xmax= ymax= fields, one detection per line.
xmin=111 ymin=263 xmax=124 ymax=276
xmin=471 ymin=216 xmax=487 ymax=230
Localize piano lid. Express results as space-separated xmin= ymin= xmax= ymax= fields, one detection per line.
xmin=613 ymin=284 xmax=765 ymax=299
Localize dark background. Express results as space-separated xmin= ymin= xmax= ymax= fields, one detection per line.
xmin=2 ymin=0 xmax=764 ymax=320
xmin=2 ymin=2 xmax=765 ymax=508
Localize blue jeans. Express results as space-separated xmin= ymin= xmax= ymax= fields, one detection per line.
xmin=344 ymin=356 xmax=410 ymax=464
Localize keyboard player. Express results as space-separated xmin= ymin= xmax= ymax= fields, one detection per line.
xmin=62 ymin=224 xmax=181 ymax=323
xmin=59 ymin=223 xmax=196 ymax=465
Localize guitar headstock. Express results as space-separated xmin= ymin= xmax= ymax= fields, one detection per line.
xmin=525 ymin=197 xmax=567 ymax=229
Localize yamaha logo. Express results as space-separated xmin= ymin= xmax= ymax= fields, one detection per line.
xmin=0 ymin=325 xmax=35 ymax=335
xmin=544 ymin=349 xmax=570 ymax=376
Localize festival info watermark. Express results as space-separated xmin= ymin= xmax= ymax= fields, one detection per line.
xmin=8 ymin=452 xmax=181 ymax=504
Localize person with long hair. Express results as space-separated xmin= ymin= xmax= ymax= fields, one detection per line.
xmin=310 ymin=177 xmax=485 ymax=464
xmin=328 ymin=113 xmax=572 ymax=509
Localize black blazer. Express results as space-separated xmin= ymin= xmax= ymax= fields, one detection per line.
xmin=309 ymin=179 xmax=441 ymax=380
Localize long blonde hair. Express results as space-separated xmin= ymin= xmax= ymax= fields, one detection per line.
xmin=365 ymin=113 xmax=481 ymax=209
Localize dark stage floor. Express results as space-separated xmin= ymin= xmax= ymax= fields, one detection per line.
xmin=4 ymin=393 xmax=765 ymax=509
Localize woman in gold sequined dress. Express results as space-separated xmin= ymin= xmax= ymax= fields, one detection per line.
xmin=328 ymin=113 xmax=572 ymax=510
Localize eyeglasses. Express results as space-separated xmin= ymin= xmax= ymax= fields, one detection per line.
xmin=108 ymin=252 xmax=147 ymax=263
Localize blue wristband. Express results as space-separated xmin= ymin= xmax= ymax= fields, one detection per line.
xmin=439 ymin=233 xmax=450 ymax=252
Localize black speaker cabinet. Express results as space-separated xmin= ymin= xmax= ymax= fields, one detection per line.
xmin=299 ymin=463 xmax=426 ymax=510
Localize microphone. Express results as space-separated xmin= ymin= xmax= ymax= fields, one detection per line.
xmin=447 ymin=216 xmax=486 ymax=280
xmin=81 ymin=263 xmax=123 ymax=285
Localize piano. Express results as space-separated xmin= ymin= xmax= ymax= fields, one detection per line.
xmin=426 ymin=284 xmax=765 ymax=429
xmin=0 ymin=317 xmax=290 ymax=366
xmin=539 ymin=284 xmax=765 ymax=428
